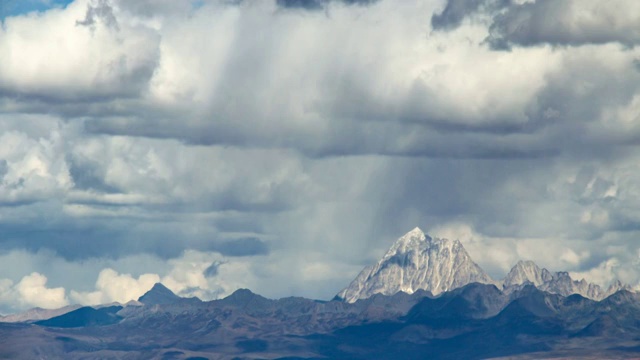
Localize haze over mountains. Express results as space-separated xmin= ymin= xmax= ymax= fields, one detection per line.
xmin=1 ymin=227 xmax=639 ymax=359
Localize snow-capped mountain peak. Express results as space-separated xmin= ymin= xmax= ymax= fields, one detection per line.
xmin=383 ymin=227 xmax=429 ymax=258
xmin=503 ymin=260 xmax=553 ymax=288
xmin=336 ymin=227 xmax=635 ymax=304
xmin=502 ymin=261 xmax=632 ymax=301
xmin=336 ymin=227 xmax=493 ymax=303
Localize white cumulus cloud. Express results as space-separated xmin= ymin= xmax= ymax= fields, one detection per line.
xmin=0 ymin=272 xmax=69 ymax=312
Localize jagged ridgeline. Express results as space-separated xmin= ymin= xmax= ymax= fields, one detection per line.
xmin=336 ymin=227 xmax=630 ymax=302
xmin=1 ymin=227 xmax=638 ymax=359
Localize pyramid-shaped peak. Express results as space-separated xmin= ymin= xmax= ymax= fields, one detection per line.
xmin=228 ymin=288 xmax=258 ymax=299
xmin=504 ymin=260 xmax=551 ymax=288
xmin=149 ymin=283 xmax=174 ymax=295
xmin=601 ymin=289 xmax=639 ymax=304
xmin=152 ymin=283 xmax=170 ymax=291
xmin=515 ymin=260 xmax=539 ymax=268
xmin=398 ymin=227 xmax=428 ymax=241
xmin=217 ymin=288 xmax=271 ymax=308
xmin=138 ymin=283 xmax=181 ymax=305
xmin=512 ymin=260 xmax=545 ymax=273
xmin=337 ymin=227 xmax=493 ymax=303
xmin=388 ymin=227 xmax=433 ymax=253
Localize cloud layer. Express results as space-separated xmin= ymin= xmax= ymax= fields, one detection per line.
xmin=0 ymin=0 xmax=639 ymax=313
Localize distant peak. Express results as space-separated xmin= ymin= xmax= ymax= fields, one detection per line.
xmin=408 ymin=227 xmax=424 ymax=235
xmin=389 ymin=227 xmax=431 ymax=252
xmin=390 ymin=230 xmax=465 ymax=255
xmin=507 ymin=260 xmax=543 ymax=273
xmin=125 ymin=300 xmax=143 ymax=307
xmin=609 ymin=279 xmax=624 ymax=288
xmin=399 ymin=227 xmax=427 ymax=241
xmin=151 ymin=283 xmax=171 ymax=292
xmin=503 ymin=262 xmax=633 ymax=301
xmin=230 ymin=288 xmax=256 ymax=297
xmin=138 ymin=283 xmax=181 ymax=305
xmin=503 ymin=260 xmax=551 ymax=288
xmin=218 ymin=288 xmax=269 ymax=307
xmin=516 ymin=260 xmax=538 ymax=267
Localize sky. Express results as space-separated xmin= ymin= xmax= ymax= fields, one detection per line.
xmin=0 ymin=0 xmax=639 ymax=313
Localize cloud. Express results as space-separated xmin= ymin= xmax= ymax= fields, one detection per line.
xmin=571 ymin=258 xmax=622 ymax=286
xmin=0 ymin=0 xmax=160 ymax=102
xmin=70 ymin=250 xmax=230 ymax=305
xmin=0 ymin=0 xmax=639 ymax=310
xmin=14 ymin=273 xmax=69 ymax=309
xmin=433 ymin=0 xmax=640 ymax=48
xmin=277 ymin=0 xmax=325 ymax=10
xmin=160 ymin=250 xmax=227 ymax=299
xmin=0 ymin=272 xmax=69 ymax=312
xmin=70 ymin=268 xmax=160 ymax=305
xmin=430 ymin=0 xmax=489 ymax=31
xmin=488 ymin=0 xmax=640 ymax=48
xmin=204 ymin=260 xmax=224 ymax=277
xmin=113 ymin=0 xmax=205 ymax=18
xmin=212 ymin=238 xmax=270 ymax=257
xmin=0 ymin=125 xmax=72 ymax=205
xmin=75 ymin=0 xmax=119 ymax=29
xmin=73 ymin=0 xmax=557 ymax=159
xmin=276 ymin=0 xmax=380 ymax=10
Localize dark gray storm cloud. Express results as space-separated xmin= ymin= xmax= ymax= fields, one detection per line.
xmin=75 ymin=0 xmax=119 ymax=29
xmin=433 ymin=0 xmax=640 ymax=48
xmin=0 ymin=160 xmax=8 ymax=181
xmin=276 ymin=0 xmax=379 ymax=10
xmin=83 ymin=117 xmax=563 ymax=159
xmin=212 ymin=238 xmax=270 ymax=257
xmin=0 ymin=210 xmax=268 ymax=262
xmin=277 ymin=0 xmax=325 ymax=10
xmin=487 ymin=1 xmax=640 ymax=49
xmin=204 ymin=260 xmax=225 ymax=277
xmin=67 ymin=157 xmax=120 ymax=193
xmin=431 ymin=0 xmax=494 ymax=31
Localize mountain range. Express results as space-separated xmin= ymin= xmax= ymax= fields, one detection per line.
xmin=0 ymin=227 xmax=638 ymax=359
xmin=337 ymin=227 xmax=630 ymax=302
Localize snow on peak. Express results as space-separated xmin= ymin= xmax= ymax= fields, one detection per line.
xmin=503 ymin=260 xmax=553 ymax=288
xmin=502 ymin=261 xmax=632 ymax=301
xmin=337 ymin=228 xmax=635 ymax=304
xmin=407 ymin=227 xmax=426 ymax=237
xmin=397 ymin=227 xmax=427 ymax=243
xmin=336 ymin=227 xmax=493 ymax=303
xmin=385 ymin=227 xmax=431 ymax=256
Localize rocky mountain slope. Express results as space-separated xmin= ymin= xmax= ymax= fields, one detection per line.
xmin=336 ymin=227 xmax=493 ymax=302
xmin=0 ymin=304 xmax=82 ymax=323
xmin=1 ymin=282 xmax=640 ymax=359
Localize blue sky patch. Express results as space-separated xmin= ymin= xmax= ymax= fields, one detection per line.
xmin=1 ymin=0 xmax=74 ymax=19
